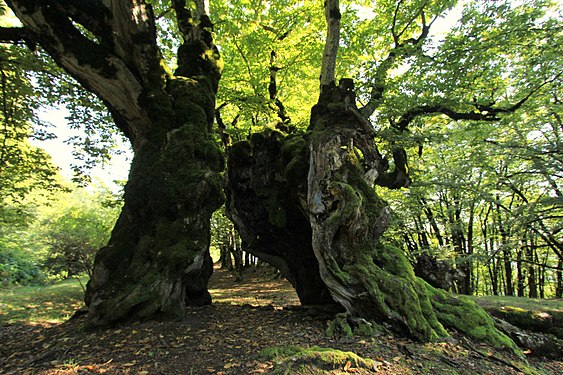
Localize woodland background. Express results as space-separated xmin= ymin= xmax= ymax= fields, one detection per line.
xmin=1 ymin=0 xmax=560 ymax=300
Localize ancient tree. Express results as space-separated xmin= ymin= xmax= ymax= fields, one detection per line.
xmin=6 ymin=0 xmax=224 ymax=325
xmin=7 ymin=0 xmax=555 ymax=349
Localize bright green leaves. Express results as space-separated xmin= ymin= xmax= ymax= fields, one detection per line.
xmin=41 ymin=187 xmax=121 ymax=278
xmin=0 ymin=44 xmax=60 ymax=206
xmin=419 ymin=0 xmax=561 ymax=107
xmin=212 ymin=0 xmax=325 ymax=135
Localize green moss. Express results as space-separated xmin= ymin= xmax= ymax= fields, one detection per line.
xmin=424 ymin=281 xmax=519 ymax=352
xmin=326 ymin=312 xmax=354 ymax=337
xmin=259 ymin=345 xmax=376 ymax=373
xmin=259 ymin=345 xmax=303 ymax=359
xmin=326 ymin=312 xmax=388 ymax=338
xmin=166 ymin=76 xmax=216 ymax=128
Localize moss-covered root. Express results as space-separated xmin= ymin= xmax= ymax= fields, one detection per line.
xmin=424 ymin=280 xmax=520 ymax=353
xmin=326 ymin=312 xmax=390 ymax=338
xmin=259 ymin=345 xmax=377 ymax=373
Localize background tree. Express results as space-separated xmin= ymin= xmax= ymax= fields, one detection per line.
xmin=42 ymin=187 xmax=121 ymax=279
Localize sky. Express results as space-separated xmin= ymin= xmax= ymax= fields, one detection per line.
xmin=36 ymin=108 xmax=132 ymax=190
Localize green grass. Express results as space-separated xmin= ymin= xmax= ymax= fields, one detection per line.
xmin=0 ymin=277 xmax=87 ymax=324
xmin=470 ymin=295 xmax=563 ymax=313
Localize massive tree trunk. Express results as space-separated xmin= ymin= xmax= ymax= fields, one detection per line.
xmin=226 ymin=131 xmax=335 ymax=305
xmin=7 ymin=0 xmax=224 ymax=326
xmin=85 ymin=73 xmax=224 ymax=325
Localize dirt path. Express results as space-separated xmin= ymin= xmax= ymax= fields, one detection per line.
xmin=1 ymin=265 xmax=561 ymax=374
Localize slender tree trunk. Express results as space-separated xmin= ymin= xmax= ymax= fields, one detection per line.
xmin=556 ymin=258 xmax=563 ymax=298
xmin=538 ymin=251 xmax=546 ymax=299
xmin=232 ymin=238 xmax=243 ymax=282
xmin=466 ymin=199 xmax=476 ymax=294
xmin=527 ymin=234 xmax=538 ymax=298
xmin=516 ymin=246 xmax=525 ymax=297
xmin=220 ymin=244 xmax=233 ymax=270
xmin=496 ymin=197 xmax=514 ymax=296
xmin=421 ymin=198 xmax=444 ymax=247
xmin=449 ymin=194 xmax=470 ymax=295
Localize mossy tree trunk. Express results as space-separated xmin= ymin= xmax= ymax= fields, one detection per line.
xmin=226 ymin=131 xmax=335 ymax=305
xmin=306 ymin=82 xmax=516 ymax=348
xmin=306 ymin=81 xmax=443 ymax=340
xmin=227 ymin=81 xmax=517 ymax=348
xmin=7 ymin=0 xmax=224 ymax=326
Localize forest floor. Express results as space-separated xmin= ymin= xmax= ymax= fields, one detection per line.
xmin=1 ymin=265 xmax=562 ymax=375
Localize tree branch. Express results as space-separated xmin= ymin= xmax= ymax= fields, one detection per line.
xmin=268 ymin=50 xmax=291 ymax=126
xmin=320 ymin=0 xmax=341 ymax=89
xmin=0 ymin=26 xmax=32 ymax=45
xmin=5 ymin=0 xmax=167 ymax=147
xmin=391 ymin=0 xmax=403 ymax=46
xmin=392 ymin=71 xmax=563 ymax=131
xmin=360 ymin=3 xmax=433 ymax=117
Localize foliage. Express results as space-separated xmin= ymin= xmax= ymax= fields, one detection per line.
xmin=0 ymin=184 xmax=121 ymax=286
xmin=212 ymin=0 xmax=325 ymax=135
xmin=0 ymin=201 xmax=45 ymax=287
xmin=0 ymin=42 xmax=60 ymax=205
xmin=40 ymin=186 xmax=122 ymax=278
xmin=0 ymin=3 xmax=129 ymax=187
xmin=0 ymin=250 xmax=44 ymax=286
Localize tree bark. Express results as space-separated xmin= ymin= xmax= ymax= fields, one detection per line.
xmin=320 ymin=0 xmax=340 ymax=88
xmin=226 ymin=130 xmax=335 ymax=305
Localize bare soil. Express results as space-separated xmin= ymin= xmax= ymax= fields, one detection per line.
xmin=1 ymin=265 xmax=561 ymax=374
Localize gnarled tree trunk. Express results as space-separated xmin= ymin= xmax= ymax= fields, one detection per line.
xmin=306 ymin=81 xmax=445 ymax=340
xmin=7 ymin=0 xmax=224 ymax=326
xmin=227 ymin=81 xmax=517 ymax=349
xmin=307 ymin=82 xmax=516 ymax=347
xmin=84 ymin=74 xmax=224 ymax=325
xmin=226 ymin=131 xmax=334 ymax=305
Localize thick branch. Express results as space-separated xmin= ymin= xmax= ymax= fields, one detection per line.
xmin=320 ymin=0 xmax=340 ymax=89
xmin=393 ymin=72 xmax=563 ymax=131
xmin=394 ymin=104 xmax=501 ymax=132
xmin=6 ymin=0 xmax=166 ymax=147
xmin=269 ymin=51 xmax=290 ymax=125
